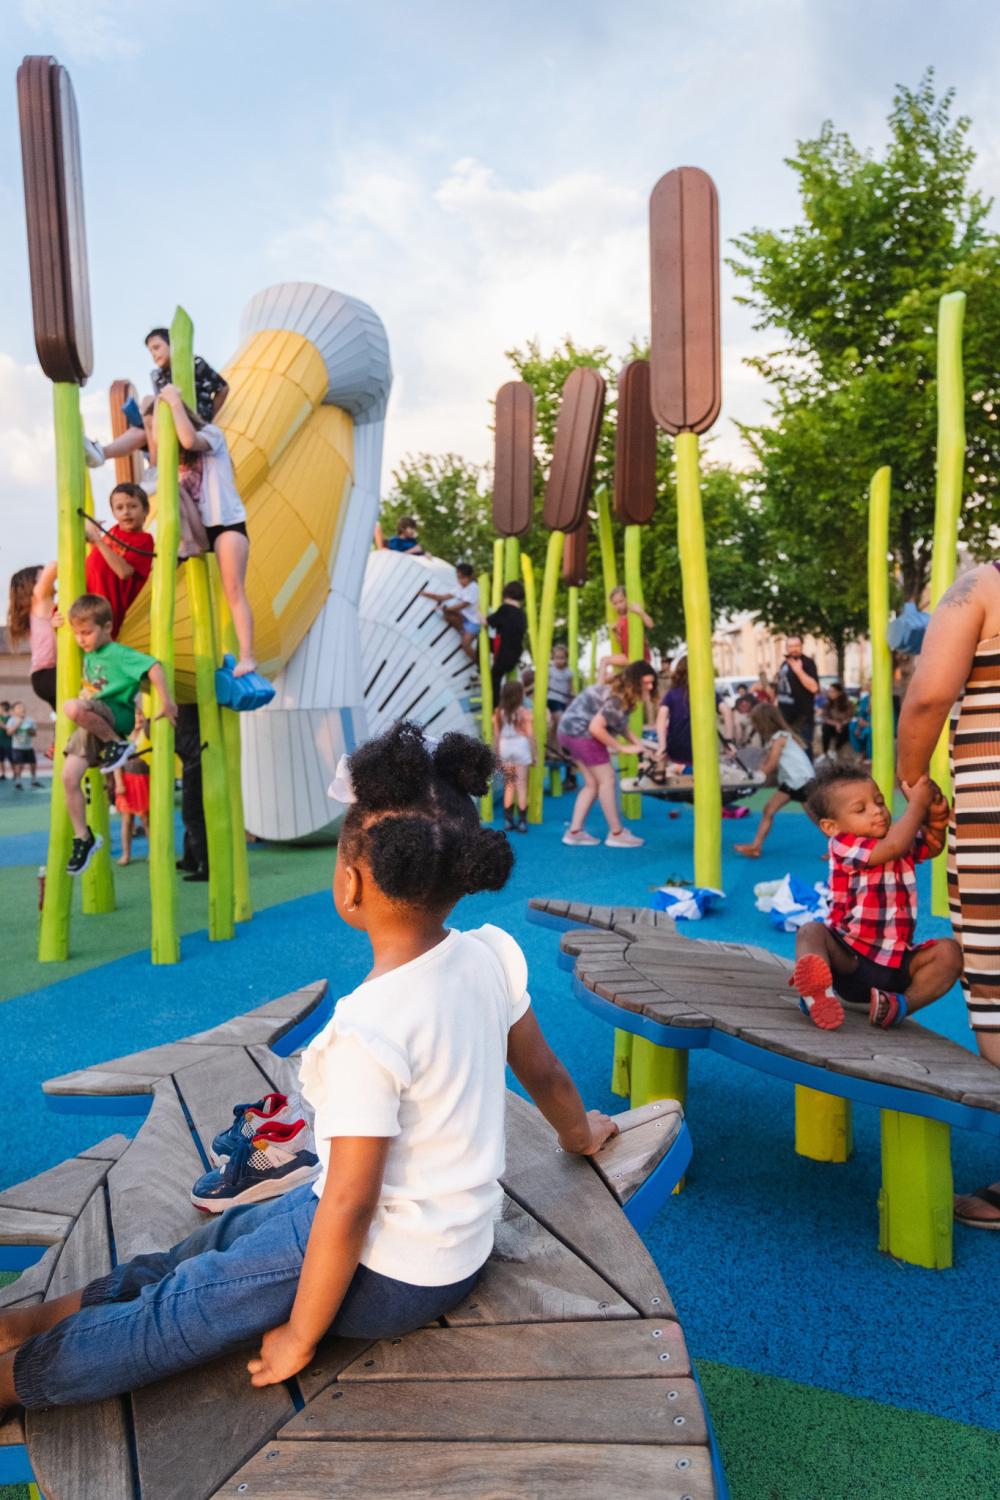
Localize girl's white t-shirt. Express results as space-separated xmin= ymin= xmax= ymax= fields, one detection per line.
xmin=771 ymin=731 xmax=814 ymax=790
xmin=298 ymin=925 xmax=531 ymax=1286
xmin=186 ymin=425 xmax=246 ymax=528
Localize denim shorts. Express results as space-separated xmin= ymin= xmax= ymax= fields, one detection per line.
xmin=15 ymin=1184 xmax=483 ymax=1409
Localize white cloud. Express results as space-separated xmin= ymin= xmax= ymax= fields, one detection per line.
xmin=18 ymin=0 xmax=143 ymax=61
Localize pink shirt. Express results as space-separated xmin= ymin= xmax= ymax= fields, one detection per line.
xmin=29 ymin=612 xmax=56 ymax=673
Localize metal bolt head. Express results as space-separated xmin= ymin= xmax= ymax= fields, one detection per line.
xmin=676 ymin=1457 xmax=691 ymax=1470
xmin=237 ymin=1487 xmax=249 ymax=1494
xmin=650 ymin=1296 xmax=661 ymax=1305
xmin=667 ymin=1390 xmax=678 ymax=1400
xmin=673 ymin=1415 xmax=686 ymax=1426
xmin=266 ymin=1451 xmax=279 ymax=1460
xmin=651 ymin=1328 xmax=663 ymax=1338
xmin=659 ymin=1352 xmax=670 ymax=1361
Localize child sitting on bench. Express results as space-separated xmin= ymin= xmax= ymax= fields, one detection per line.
xmin=792 ymin=765 xmax=961 ymax=1031
xmin=0 ymin=722 xmax=617 ymax=1412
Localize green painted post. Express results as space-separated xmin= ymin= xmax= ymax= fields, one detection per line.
xmin=80 ymin=470 xmax=115 ymax=917
xmin=929 ymin=291 xmax=966 ymax=918
xmin=611 ymin=1029 xmax=634 ymax=1097
xmin=478 ymin=573 xmax=494 ymax=822
xmin=595 ymin=484 xmax=619 ymax=624
xmin=503 ymin=535 xmax=521 ymax=585
xmin=567 ymin=585 xmax=581 ymax=695
xmin=491 ymin=539 xmax=504 ymax=611
xmin=520 ymin=553 xmax=539 ymax=667
xmin=675 ymin=431 xmax=722 ymax=890
xmin=629 ymin=1037 xmax=688 ymax=1191
xmin=588 ymin=631 xmax=597 ymax=685
xmin=171 ymin=307 xmax=234 ymax=941
xmin=212 ymin=573 xmax=252 ymax=922
xmin=528 ymin=531 xmax=564 ymax=823
xmin=622 ymin=524 xmax=644 ymax=820
xmin=868 ymin=466 xmax=894 ymax=806
xmin=149 ymin=387 xmax=181 ymax=964
xmin=39 ymin=384 xmax=87 ymax=961
xmin=878 ymin=1109 xmax=952 ymax=1269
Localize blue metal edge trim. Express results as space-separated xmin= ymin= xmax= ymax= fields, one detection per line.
xmin=571 ymin=974 xmax=1000 ymax=1141
xmin=44 ymin=1091 xmax=153 ymax=1117
xmin=271 ymin=987 xmax=336 ymax=1057
xmin=0 ymin=1245 xmax=50 ymax=1271
xmin=623 ymin=1120 xmax=693 ymax=1234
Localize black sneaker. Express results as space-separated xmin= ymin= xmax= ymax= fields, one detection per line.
xmin=516 ymin=815 xmax=528 ymax=834
xmin=96 ymin=740 xmax=134 ymax=775
xmin=67 ymin=831 xmax=102 ymax=876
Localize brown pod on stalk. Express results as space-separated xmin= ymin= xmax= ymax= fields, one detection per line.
xmin=562 ymin=520 xmax=589 ymax=587
xmin=543 ymin=367 xmax=606 ymax=532
xmin=493 ymin=381 xmax=535 ymax=537
xmin=109 ymin=380 xmax=144 ymax=486
xmin=17 ymin=56 xmax=93 ymax=383
xmin=649 ymin=167 xmax=720 ymax=435
xmin=614 ymin=359 xmax=657 ymax=524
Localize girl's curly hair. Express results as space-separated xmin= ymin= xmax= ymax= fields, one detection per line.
xmin=341 ymin=722 xmax=513 ymax=907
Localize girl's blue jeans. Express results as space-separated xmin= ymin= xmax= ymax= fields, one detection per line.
xmin=14 ymin=1184 xmax=482 ymax=1408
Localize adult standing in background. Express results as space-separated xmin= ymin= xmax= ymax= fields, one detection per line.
xmin=896 ymin=561 xmax=1000 ymax=1228
xmin=775 ymin=635 xmax=819 ymax=757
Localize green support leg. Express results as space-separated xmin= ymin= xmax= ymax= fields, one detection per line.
xmin=595 ymin=484 xmax=618 ymax=616
xmin=878 ymin=1110 xmax=953 ymax=1269
xmin=149 ymin=391 xmax=181 ymax=965
xmin=478 ymin=573 xmax=494 ymax=823
xmin=867 ymin=467 xmax=894 ymax=808
xmin=567 ymin=585 xmax=581 ymax=695
xmin=630 ymin=1037 xmax=689 ymax=1191
xmin=212 ymin=572 xmax=251 ymax=923
xmin=611 ymin=1028 xmax=634 ymax=1097
xmin=622 ymin=524 xmax=644 ymax=821
xmin=795 ymin=1085 xmax=853 ymax=1163
xmin=520 ymin=553 xmax=539 ymax=668
xmin=492 ymin=538 xmax=504 ymax=611
xmin=528 ymin=531 xmax=563 ymax=824
xmin=503 ymin=535 xmax=521 ymax=585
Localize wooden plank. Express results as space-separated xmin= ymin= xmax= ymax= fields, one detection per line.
xmin=501 ymin=1093 xmax=674 ymax=1317
xmin=592 ymin=1111 xmax=684 ymax=1203
xmin=284 ymin=1374 xmax=707 ymax=1445
xmin=27 ymin=1188 xmax=136 ymax=1500
xmin=131 ymin=1348 xmax=296 ymax=1500
xmin=248 ymin=1044 xmax=303 ymax=1097
xmin=106 ymin=1080 xmax=206 ymax=1260
xmin=43 ymin=1067 xmax=160 ymax=1098
xmin=443 ymin=1195 xmax=635 ymax=1325
xmin=614 ymin=359 xmax=657 ymax=524
xmin=170 ymin=1047 xmax=280 ymax=1160
xmin=339 ymin=1319 xmax=689 ymax=1381
xmin=214 ymin=1440 xmax=716 ymax=1499
xmin=78 ymin=1135 xmax=131 ymax=1162
xmin=242 ymin=981 xmax=328 ymax=1021
xmin=0 ymin=1409 xmax=24 ymax=1449
xmin=295 ymin=1337 xmax=373 ymax=1406
xmin=0 ymin=1154 xmax=114 ymax=1220
xmin=0 ymin=1208 xmax=72 ymax=1247
xmin=0 ymin=1245 xmax=59 ymax=1308
xmin=186 ymin=981 xmax=327 ymax=1042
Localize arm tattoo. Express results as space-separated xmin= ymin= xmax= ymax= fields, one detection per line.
xmin=940 ymin=570 xmax=980 ymax=609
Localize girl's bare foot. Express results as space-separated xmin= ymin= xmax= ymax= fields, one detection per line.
xmin=117 ymin=855 xmax=131 ymax=866
xmin=734 ymin=843 xmax=761 ymax=858
xmin=232 ymin=657 xmax=258 ymax=679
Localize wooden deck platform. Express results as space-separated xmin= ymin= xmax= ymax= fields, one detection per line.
xmin=2 ymin=981 xmax=721 ymax=1499
xmin=530 ymin=898 xmax=1000 ymax=1269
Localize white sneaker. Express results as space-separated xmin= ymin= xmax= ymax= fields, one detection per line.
xmin=83 ymin=436 xmax=105 ymax=468
xmin=562 ymin=829 xmax=601 ymax=846
xmin=605 ymin=828 xmax=645 ymax=848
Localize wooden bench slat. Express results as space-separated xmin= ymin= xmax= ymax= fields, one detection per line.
xmin=78 ymin=1135 xmax=131 ymax=1161
xmin=107 ymin=1081 xmax=207 ymax=1260
xmin=338 ymin=1320 xmax=690 ymax=1381
xmin=282 ymin=1374 xmax=707 ymax=1445
xmin=213 ymin=1439 xmax=717 ymax=1499
xmin=27 ymin=1188 xmax=136 ymax=1500
xmin=0 ymin=1245 xmax=59 ymax=1309
xmin=0 ymin=1154 xmax=117 ymax=1221
xmin=501 ymin=1094 xmax=674 ymax=1318
xmin=247 ymin=1045 xmax=304 ymax=1099
xmin=170 ymin=1048 xmax=282 ymax=1162
xmin=592 ymin=1111 xmax=684 ymax=1203
xmin=186 ymin=981 xmax=328 ymax=1043
xmin=0 ymin=1208 xmax=72 ymax=1246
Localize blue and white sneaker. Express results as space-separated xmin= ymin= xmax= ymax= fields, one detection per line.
xmin=211 ymin=1092 xmax=303 ymax=1161
xmin=191 ymin=1119 xmax=319 ymax=1213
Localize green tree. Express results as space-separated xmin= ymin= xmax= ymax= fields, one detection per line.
xmin=731 ymin=71 xmax=1000 ymax=605
xmin=380 ymin=453 xmax=495 ymax=571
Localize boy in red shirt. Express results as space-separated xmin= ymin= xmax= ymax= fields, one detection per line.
xmin=84 ymin=483 xmax=155 ymax=638
xmin=792 ymin=766 xmax=961 ymax=1031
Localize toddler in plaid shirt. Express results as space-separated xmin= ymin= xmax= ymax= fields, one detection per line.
xmin=791 ymin=766 xmax=961 ymax=1031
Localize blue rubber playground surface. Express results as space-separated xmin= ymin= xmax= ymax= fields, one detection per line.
xmin=2 ymin=785 xmax=999 ymax=1495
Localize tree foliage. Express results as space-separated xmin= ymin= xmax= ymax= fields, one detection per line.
xmin=731 ymin=71 xmax=1000 ymax=606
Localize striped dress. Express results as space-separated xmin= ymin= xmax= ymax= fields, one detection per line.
xmin=948 ymin=631 xmax=1000 ymax=1032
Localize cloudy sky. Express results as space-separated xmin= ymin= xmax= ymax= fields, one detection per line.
xmin=2 ymin=0 xmax=1000 ymax=588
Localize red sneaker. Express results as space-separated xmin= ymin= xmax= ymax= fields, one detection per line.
xmin=791 ymin=954 xmax=845 ymax=1031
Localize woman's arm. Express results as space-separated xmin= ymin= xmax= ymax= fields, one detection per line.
xmin=248 ymin=1135 xmax=390 ymax=1385
xmin=158 ymin=385 xmax=211 ymax=452
xmin=655 ymin=703 xmax=668 ymax=756
xmin=507 ymin=1010 xmax=617 ymax=1154
xmin=896 ymin=570 xmax=988 ymax=785
xmin=587 ymin=710 xmax=627 ymax=751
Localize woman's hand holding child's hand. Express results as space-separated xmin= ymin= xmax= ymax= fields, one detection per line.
xmin=559 ymin=1108 xmax=619 ymax=1157
xmin=247 ymin=1322 xmax=315 ymax=1388
xmin=901 ymin=775 xmax=934 ymax=810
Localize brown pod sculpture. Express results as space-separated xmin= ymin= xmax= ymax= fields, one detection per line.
xmin=649 ymin=167 xmax=720 ymax=435
xmin=543 ymin=366 xmax=606 ymax=532
xmin=614 ymin=359 xmax=657 ymax=524
xmin=562 ymin=520 xmax=589 ymax=586
xmin=17 ymin=55 xmax=93 ymax=384
xmin=493 ymin=381 xmax=535 ymax=537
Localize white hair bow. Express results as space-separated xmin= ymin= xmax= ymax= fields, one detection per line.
xmin=327 ymin=735 xmax=442 ymax=804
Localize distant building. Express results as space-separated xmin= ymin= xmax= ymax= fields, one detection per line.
xmin=0 ymin=627 xmax=55 ymax=755
xmin=711 ymin=614 xmax=871 ymax=689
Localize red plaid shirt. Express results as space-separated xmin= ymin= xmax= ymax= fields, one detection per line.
xmin=826 ymin=832 xmax=930 ymax=968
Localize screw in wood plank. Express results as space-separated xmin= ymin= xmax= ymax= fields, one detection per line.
xmin=676 ymin=1458 xmax=691 ymax=1470
xmin=659 ymin=1352 xmax=670 ymax=1361
xmin=667 ymin=1391 xmax=678 ymax=1400
xmin=673 ymin=1416 xmax=686 ymax=1426
xmin=650 ymin=1296 xmax=662 ymax=1305
xmin=266 ymin=1452 xmax=279 ymax=1460
xmin=598 ymin=1300 xmax=609 ymax=1309
xmin=237 ymin=1487 xmax=249 ymax=1494
xmin=651 ymin=1328 xmax=663 ymax=1337
xmin=364 ymin=1359 xmax=375 ymax=1367
xmin=331 ymin=1390 xmax=344 ymax=1399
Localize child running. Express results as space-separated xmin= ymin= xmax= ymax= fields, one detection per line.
xmin=493 ymin=679 xmax=535 ymax=832
xmin=734 ymin=703 xmax=818 ymax=858
xmin=0 ymin=721 xmax=616 ymax=1412
xmin=7 ymin=563 xmax=58 ymax=711
xmin=84 ymin=483 xmax=155 ymax=638
xmin=61 ymin=594 xmax=177 ymax=875
xmin=791 ymin=765 xmax=961 ymax=1030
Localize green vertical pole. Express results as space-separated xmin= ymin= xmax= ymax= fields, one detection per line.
xmin=171 ymin=306 xmax=234 ymax=941
xmin=520 ymin=554 xmax=539 ymax=667
xmin=491 ymin=539 xmax=504 ymax=611
xmin=149 ymin=389 xmax=181 ymax=964
xmin=212 ymin=572 xmax=252 ymax=923
xmin=595 ymin=485 xmax=618 ymax=623
xmin=39 ymin=383 xmax=87 ymax=960
xmin=567 ymin=585 xmax=581 ymax=695
xmin=622 ymin=524 xmax=644 ymax=820
xmin=80 ymin=472 xmax=116 ymax=916
xmin=588 ymin=631 xmax=598 ymax=684
xmin=929 ymin=291 xmax=965 ymax=919
xmin=503 ymin=535 xmax=521 ymax=585
xmin=868 ymin=466 xmax=894 ymax=807
xmin=478 ymin=573 xmax=494 ymax=822
xmin=528 ymin=530 xmax=564 ymax=824
xmin=676 ymin=431 xmax=721 ymax=891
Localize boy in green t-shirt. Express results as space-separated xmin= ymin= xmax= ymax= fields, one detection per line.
xmin=63 ymin=594 xmax=177 ymax=876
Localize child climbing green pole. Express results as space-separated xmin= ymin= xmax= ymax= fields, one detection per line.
xmin=149 ymin=352 xmax=182 ymax=965
xmin=868 ymin=466 xmax=894 ymax=806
